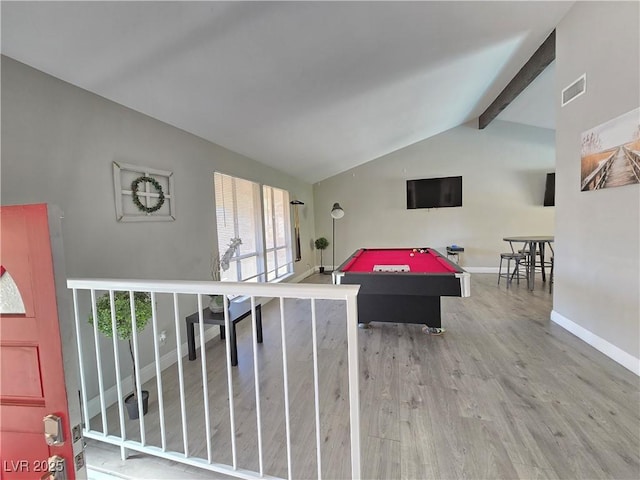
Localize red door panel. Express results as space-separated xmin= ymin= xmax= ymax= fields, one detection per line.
xmin=1 ymin=435 xmax=50 ymax=479
xmin=1 ymin=204 xmax=77 ymax=479
xmin=1 ymin=345 xmax=45 ymax=401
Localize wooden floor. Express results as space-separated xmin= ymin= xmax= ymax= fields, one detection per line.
xmin=86 ymin=273 xmax=640 ymax=480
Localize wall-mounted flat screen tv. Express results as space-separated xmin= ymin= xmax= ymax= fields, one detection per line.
xmin=406 ymin=176 xmax=462 ymax=209
xmin=543 ymin=172 xmax=555 ymax=207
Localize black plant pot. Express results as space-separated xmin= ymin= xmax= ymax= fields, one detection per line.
xmin=319 ymin=266 xmax=325 ymax=273
xmin=124 ymin=390 xmax=149 ymax=419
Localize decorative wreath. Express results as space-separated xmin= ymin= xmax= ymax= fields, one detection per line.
xmin=131 ymin=176 xmax=165 ymax=213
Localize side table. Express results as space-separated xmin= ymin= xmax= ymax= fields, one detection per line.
xmin=446 ymin=246 xmax=464 ymax=263
xmin=186 ymin=301 xmax=262 ymax=366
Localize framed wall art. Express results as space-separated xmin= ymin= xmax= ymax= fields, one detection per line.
xmin=113 ymin=161 xmax=176 ymax=222
xmin=581 ymin=107 xmax=640 ymax=191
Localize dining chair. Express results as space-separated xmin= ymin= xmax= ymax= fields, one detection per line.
xmin=498 ymin=241 xmax=528 ymax=288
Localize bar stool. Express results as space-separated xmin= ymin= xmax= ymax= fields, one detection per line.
xmin=498 ymin=252 xmax=527 ymax=287
xmin=519 ymin=244 xmax=549 ymax=280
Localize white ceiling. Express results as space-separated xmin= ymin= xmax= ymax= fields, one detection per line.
xmin=1 ymin=1 xmax=570 ymax=183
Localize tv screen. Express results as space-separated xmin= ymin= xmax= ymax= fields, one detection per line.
xmin=543 ymin=173 xmax=555 ymax=207
xmin=407 ymin=176 xmax=462 ymax=209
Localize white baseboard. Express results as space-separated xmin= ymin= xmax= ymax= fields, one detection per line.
xmin=462 ymin=267 xmax=499 ymax=274
xmin=551 ymin=310 xmax=640 ymax=376
xmin=291 ymin=266 xmax=318 ymax=283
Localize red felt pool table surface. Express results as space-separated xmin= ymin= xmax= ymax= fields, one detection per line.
xmin=342 ymin=248 xmax=454 ymax=273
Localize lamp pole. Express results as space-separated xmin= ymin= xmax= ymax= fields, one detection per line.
xmin=332 ymin=217 xmax=336 ymax=272
xmin=330 ymin=203 xmax=344 ymax=272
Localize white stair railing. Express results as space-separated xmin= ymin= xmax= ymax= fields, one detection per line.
xmin=68 ymin=278 xmax=361 ymax=480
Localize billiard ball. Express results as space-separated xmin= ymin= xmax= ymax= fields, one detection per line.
xmin=410 ymin=253 xmax=415 ymax=257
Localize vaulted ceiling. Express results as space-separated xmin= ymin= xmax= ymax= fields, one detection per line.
xmin=1 ymin=1 xmax=571 ymax=183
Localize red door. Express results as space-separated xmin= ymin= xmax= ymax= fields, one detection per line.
xmin=1 ymin=204 xmax=79 ymax=479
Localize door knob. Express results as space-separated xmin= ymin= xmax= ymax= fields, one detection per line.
xmin=43 ymin=414 xmax=64 ymax=446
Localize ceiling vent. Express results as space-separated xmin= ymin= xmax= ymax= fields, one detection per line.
xmin=561 ymin=74 xmax=586 ymax=107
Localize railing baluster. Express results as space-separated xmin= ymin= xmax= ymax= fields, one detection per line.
xmin=150 ymin=292 xmax=167 ymax=451
xmin=223 ymin=296 xmax=238 ymax=470
xmin=109 ymin=290 xmax=127 ymax=459
xmin=279 ymin=297 xmax=293 ymax=480
xmin=173 ymin=293 xmax=189 ymax=457
xmin=129 ymin=291 xmax=146 ymax=445
xmin=346 ymin=295 xmax=362 ymax=480
xmin=310 ymin=298 xmax=322 ymax=480
xmin=90 ymin=289 xmax=108 ymax=435
xmin=71 ymin=289 xmax=91 ymax=431
xmin=250 ymin=296 xmax=264 ymax=476
xmin=197 ymin=294 xmax=213 ymax=463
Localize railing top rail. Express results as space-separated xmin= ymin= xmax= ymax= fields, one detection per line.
xmin=67 ymin=278 xmax=360 ymax=300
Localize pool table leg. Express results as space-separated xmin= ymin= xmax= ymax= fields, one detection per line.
xmin=423 ymin=326 xmax=446 ymax=335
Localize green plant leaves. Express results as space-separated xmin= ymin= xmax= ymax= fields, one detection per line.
xmin=89 ymin=291 xmax=152 ymax=340
xmin=315 ymin=237 xmax=329 ymax=250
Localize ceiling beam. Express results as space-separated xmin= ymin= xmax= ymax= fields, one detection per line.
xmin=479 ymin=30 xmax=555 ymax=129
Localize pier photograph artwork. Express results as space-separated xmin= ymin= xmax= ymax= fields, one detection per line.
xmin=581 ymin=107 xmax=640 ymax=191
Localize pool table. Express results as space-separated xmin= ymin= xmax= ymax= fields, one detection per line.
xmin=332 ymin=248 xmax=470 ymax=331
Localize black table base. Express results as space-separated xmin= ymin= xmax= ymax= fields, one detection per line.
xmin=356 ymin=293 xmax=441 ymax=328
xmin=186 ymin=302 xmax=262 ymax=366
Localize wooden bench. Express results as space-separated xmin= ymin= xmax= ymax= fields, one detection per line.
xmin=186 ymin=301 xmax=262 ymax=366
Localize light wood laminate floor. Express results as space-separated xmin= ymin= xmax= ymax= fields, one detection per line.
xmin=86 ymin=273 xmax=639 ymax=479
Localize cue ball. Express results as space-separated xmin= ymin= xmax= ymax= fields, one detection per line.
xmin=410 ymin=253 xmax=415 ymax=257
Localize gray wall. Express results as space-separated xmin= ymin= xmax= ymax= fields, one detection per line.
xmin=554 ymin=1 xmax=639 ymax=369
xmin=313 ymin=120 xmax=555 ymax=270
xmin=1 ymin=56 xmax=317 ymax=398
xmin=1 ymin=56 xmax=316 ymax=281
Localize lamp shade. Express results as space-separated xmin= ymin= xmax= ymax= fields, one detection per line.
xmin=331 ymin=203 xmax=345 ymax=219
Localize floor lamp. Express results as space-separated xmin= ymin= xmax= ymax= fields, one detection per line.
xmin=330 ymin=202 xmax=344 ymax=272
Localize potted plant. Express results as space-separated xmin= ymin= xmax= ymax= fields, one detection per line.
xmin=210 ymin=237 xmax=242 ymax=312
xmin=90 ymin=291 xmax=152 ymax=419
xmin=314 ymin=237 xmax=329 ymax=273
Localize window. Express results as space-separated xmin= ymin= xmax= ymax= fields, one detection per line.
xmin=263 ymin=185 xmax=293 ymax=281
xmin=214 ymin=173 xmax=293 ymax=283
xmin=214 ymin=173 xmax=262 ymax=282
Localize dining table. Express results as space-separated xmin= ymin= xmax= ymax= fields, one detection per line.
xmin=502 ymin=235 xmax=554 ymax=290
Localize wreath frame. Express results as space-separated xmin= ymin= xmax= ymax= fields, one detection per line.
xmin=131 ymin=176 xmax=165 ymax=213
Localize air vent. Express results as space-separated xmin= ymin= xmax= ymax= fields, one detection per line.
xmin=561 ymin=74 xmax=586 ymax=107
